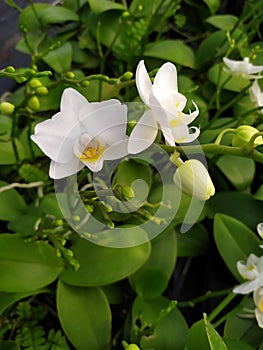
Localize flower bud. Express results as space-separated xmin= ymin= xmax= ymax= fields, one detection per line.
xmin=29 ymin=78 xmax=42 ymax=89
xmin=121 ymin=71 xmax=133 ymax=81
xmin=232 ymin=125 xmax=263 ymax=147
xmin=121 ymin=186 xmax=134 ymax=200
xmin=122 ymin=340 xmax=140 ymax=350
xmin=81 ymin=80 xmax=90 ymax=87
xmin=0 ymin=102 xmax=15 ymax=115
xmin=5 ymin=66 xmax=15 ymax=73
xmin=27 ymin=96 xmax=40 ymax=111
xmin=35 ymin=86 xmax=48 ymax=96
xmin=173 ymin=159 xmax=215 ymax=200
xmin=66 ymin=72 xmax=75 ymax=79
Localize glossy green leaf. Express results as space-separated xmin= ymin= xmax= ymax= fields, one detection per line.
xmin=214 ymin=214 xmax=262 ymax=281
xmin=39 ymin=193 xmax=63 ymax=218
xmin=40 ymin=6 xmax=79 ymax=24
xmin=0 ymin=139 xmax=25 ymax=165
xmin=144 ymin=40 xmax=195 ymax=68
xmin=18 ymin=4 xmax=50 ymax=31
xmin=208 ymin=64 xmax=251 ymax=92
xmin=87 ymin=0 xmax=125 ymax=13
xmin=0 ymin=288 xmax=49 ymax=316
xmin=0 ymin=182 xmax=26 ymax=221
xmin=132 ymin=296 xmax=188 ymax=350
xmin=206 ymin=15 xmax=238 ymax=30
xmin=216 ymin=155 xmax=255 ymax=190
xmin=0 ymin=115 xmax=12 ymax=141
xmin=254 ymin=184 xmax=263 ymax=201
xmin=224 ymin=338 xmax=255 ymax=350
xmin=176 ymin=223 xmax=209 ymax=257
xmin=0 ymin=234 xmax=64 ymax=292
xmin=199 ymin=118 xmax=237 ymax=144
xmin=207 ymin=192 xmax=263 ymax=228
xmin=224 ymin=298 xmax=263 ymax=348
xmin=129 ymin=229 xmax=177 ymax=299
xmin=204 ymin=313 xmax=229 ymax=349
xmin=57 ymin=281 xmax=111 ymax=350
xmin=60 ymin=236 xmax=151 ymax=286
xmin=203 ymin=0 xmax=220 ymax=14
xmin=42 ymin=42 xmax=72 ymax=74
xmin=187 ymin=319 xmax=210 ymax=350
xmin=0 ymin=342 xmax=21 ymax=350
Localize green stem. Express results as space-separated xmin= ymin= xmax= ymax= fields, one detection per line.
xmin=178 ymin=289 xmax=232 ymax=308
xmin=208 ymin=292 xmax=237 ymax=322
xmin=161 ymin=143 xmax=263 ymax=163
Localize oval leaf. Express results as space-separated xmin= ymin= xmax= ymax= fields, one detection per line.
xmin=214 ymin=214 xmax=262 ymax=281
xmin=144 ymin=40 xmax=195 ymax=68
xmin=40 ymin=6 xmax=79 ymax=24
xmin=42 ymin=43 xmax=72 ymax=74
xmin=60 ymin=236 xmax=151 ymax=286
xmin=0 ymin=234 xmax=64 ymax=292
xmin=0 ymin=182 xmax=27 ymax=221
xmin=57 ymin=281 xmax=111 ymax=350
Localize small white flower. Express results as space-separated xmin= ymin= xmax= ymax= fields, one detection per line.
xmin=223 ymin=57 xmax=263 ymax=79
xmin=233 ymin=254 xmax=263 ymax=294
xmin=128 ymin=60 xmax=199 ymax=154
xmin=31 ymin=88 xmax=128 ymax=178
xmin=249 ymin=80 xmax=263 ymax=113
xmin=257 ymin=223 xmax=263 ymax=239
xmin=173 ymin=159 xmax=215 ymax=200
xmin=253 ymin=287 xmax=263 ymax=328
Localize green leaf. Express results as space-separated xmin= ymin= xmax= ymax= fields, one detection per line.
xmin=0 ymin=182 xmax=27 ymax=221
xmin=40 ymin=6 xmax=79 ymax=24
xmin=213 ymin=214 xmax=262 ymax=281
xmin=208 ymin=64 xmax=251 ymax=92
xmin=187 ymin=319 xmax=210 ymax=350
xmin=0 ymin=342 xmax=21 ymax=350
xmin=0 ymin=139 xmax=25 ymax=165
xmin=87 ymin=0 xmax=125 ymax=13
xmin=216 ymin=155 xmax=255 ymax=190
xmin=0 ymin=234 xmax=64 ymax=292
xmin=42 ymin=42 xmax=72 ymax=74
xmin=203 ymin=0 xmax=220 ymax=15
xmin=206 ymin=15 xmax=238 ymax=30
xmin=0 ymin=288 xmax=49 ymax=316
xmin=204 ymin=313 xmax=229 ymax=350
xmin=132 ymin=296 xmax=188 ymax=350
xmin=224 ymin=297 xmax=263 ymax=348
xmin=60 ymin=235 xmax=151 ymax=286
xmin=39 ymin=193 xmax=64 ymax=218
xmin=144 ymin=40 xmax=195 ymax=68
xmin=224 ymin=338 xmax=255 ymax=350
xmin=207 ymin=192 xmax=263 ymax=228
xmin=18 ymin=4 xmax=50 ymax=31
xmin=199 ymin=118 xmax=237 ymax=144
xmin=176 ymin=223 xmax=209 ymax=257
xmin=0 ymin=115 xmax=12 ymax=141
xmin=254 ymin=184 xmax=263 ymax=201
xmin=57 ymin=281 xmax=111 ymax=350
xmin=129 ymin=229 xmax=177 ymax=299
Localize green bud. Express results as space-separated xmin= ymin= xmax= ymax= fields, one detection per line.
xmin=85 ymin=204 xmax=94 ymax=213
xmin=35 ymin=86 xmax=48 ymax=96
xmin=29 ymin=78 xmax=42 ymax=88
xmin=121 ymin=186 xmax=134 ymax=200
xmin=122 ymin=11 xmax=130 ymax=18
xmin=232 ymin=125 xmax=263 ymax=147
xmin=54 ymin=219 xmax=63 ymax=226
xmin=0 ymin=102 xmax=15 ymax=115
xmin=81 ymin=80 xmax=90 ymax=87
xmin=137 ymin=4 xmax=143 ymax=11
xmin=122 ymin=341 xmax=140 ymax=350
xmin=121 ymin=71 xmax=133 ymax=81
xmin=5 ymin=66 xmax=15 ymax=73
xmin=66 ymin=72 xmax=75 ymax=79
xmin=64 ymin=249 xmax=73 ymax=257
xmin=27 ymin=96 xmax=40 ymax=111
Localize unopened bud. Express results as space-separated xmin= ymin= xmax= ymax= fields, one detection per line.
xmin=122 ymin=11 xmax=130 ymax=18
xmin=122 ymin=341 xmax=140 ymax=350
xmin=29 ymin=78 xmax=42 ymax=88
xmin=35 ymin=86 xmax=48 ymax=96
xmin=27 ymin=96 xmax=40 ymax=111
xmin=232 ymin=125 xmax=263 ymax=147
xmin=0 ymin=102 xmax=15 ymax=115
xmin=81 ymin=80 xmax=90 ymax=87
xmin=54 ymin=219 xmax=63 ymax=226
xmin=5 ymin=66 xmax=15 ymax=73
xmin=173 ymin=159 xmax=215 ymax=200
xmin=121 ymin=186 xmax=134 ymax=200
xmin=121 ymin=71 xmax=133 ymax=81
xmin=66 ymin=72 xmax=75 ymax=79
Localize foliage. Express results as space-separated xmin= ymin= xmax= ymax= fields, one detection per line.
xmin=1 ymin=0 xmax=263 ymax=349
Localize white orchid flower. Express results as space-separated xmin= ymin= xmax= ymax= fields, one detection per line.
xmin=173 ymin=159 xmax=215 ymax=200
xmin=223 ymin=57 xmax=263 ymax=79
xmin=233 ymin=254 xmax=263 ymax=294
xmin=128 ymin=60 xmax=200 ymax=154
xmin=258 ymin=223 xmax=263 ymax=239
xmin=31 ymin=88 xmax=128 ymax=179
xmin=249 ymin=80 xmax=263 ymax=112
xmin=254 ymin=287 xmax=263 ymax=328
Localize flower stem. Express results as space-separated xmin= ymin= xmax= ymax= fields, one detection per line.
xmin=178 ymin=288 xmax=231 ymax=308
xmin=207 ymin=292 xmax=237 ymax=323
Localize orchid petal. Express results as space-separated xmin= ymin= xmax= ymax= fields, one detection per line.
xmin=82 ymin=157 xmax=104 ymax=172
xmin=49 ymin=158 xmax=84 ymax=179
xmin=136 ymin=60 xmax=152 ymax=104
xmin=104 ymin=138 xmax=129 ymax=160
xmin=177 ymin=126 xmax=200 ymax=144
xmin=152 ymin=62 xmax=178 ymax=98
xmin=128 ymin=110 xmax=158 ymax=154
xmin=180 ymin=101 xmax=199 ymax=124
xmin=60 ymin=88 xmax=89 ymax=119
xmin=233 ymin=276 xmax=263 ymax=294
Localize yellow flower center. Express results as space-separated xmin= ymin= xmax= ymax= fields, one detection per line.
xmin=258 ymin=299 xmax=263 ymax=313
xmin=79 ymin=141 xmax=105 ymax=163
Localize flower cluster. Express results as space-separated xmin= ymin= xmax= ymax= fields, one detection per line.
xmin=31 ymin=61 xmax=214 ymax=200
xmin=223 ymin=56 xmax=263 ymax=112
xmin=233 ymin=223 xmax=263 ymax=328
